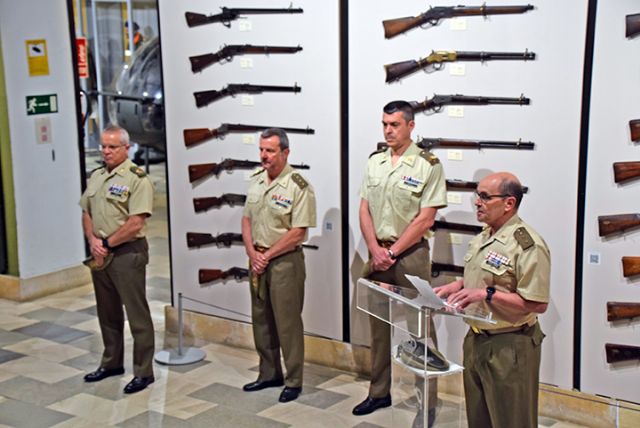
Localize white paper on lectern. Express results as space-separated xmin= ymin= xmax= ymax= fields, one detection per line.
xmin=405 ymin=274 xmax=447 ymax=310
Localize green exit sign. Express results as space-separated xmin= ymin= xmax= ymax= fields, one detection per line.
xmin=26 ymin=94 xmax=58 ymax=115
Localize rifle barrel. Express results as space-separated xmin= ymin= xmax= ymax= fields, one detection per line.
xmin=431 ymin=262 xmax=464 ymax=278
xmin=418 ymin=138 xmax=534 ymax=150
xmin=432 ymin=220 xmax=483 ymax=234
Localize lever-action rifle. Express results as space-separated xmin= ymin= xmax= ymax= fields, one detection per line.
xmin=630 ymin=119 xmax=640 ymax=142
xmin=385 ymin=50 xmax=535 ymax=83
xmin=605 ymin=343 xmax=640 ymax=363
xmin=376 ymin=137 xmax=534 ymax=153
xmin=199 ymin=267 xmax=249 ymax=284
xmin=431 ymin=262 xmax=464 ymax=277
xmin=187 ymin=232 xmax=244 ymax=248
xmin=622 ymin=256 xmax=640 ymax=277
xmin=432 ymin=220 xmax=483 ymax=234
xmin=613 ymin=161 xmax=640 ymax=183
xmin=187 ymin=232 xmax=319 ymax=250
xmin=598 ymin=214 xmax=640 ymax=237
xmin=383 ymin=4 xmax=534 ymax=39
xmin=190 ymin=44 xmax=302 ymax=73
xmin=625 ymin=13 xmax=640 ymax=38
xmin=193 ymin=193 xmax=247 ymax=212
xmin=446 ymin=179 xmax=529 ymax=194
xmin=188 ymin=158 xmax=309 ymax=183
xmin=186 ymin=6 xmax=303 ymax=28
xmin=184 ymin=123 xmax=314 ymax=147
xmin=607 ymin=302 xmax=640 ymax=322
xmin=410 ymin=94 xmax=530 ymax=114
xmin=194 ymin=83 xmax=301 ymax=108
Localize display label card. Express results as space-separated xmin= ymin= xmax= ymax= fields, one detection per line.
xmin=26 ymin=39 xmax=49 ymax=76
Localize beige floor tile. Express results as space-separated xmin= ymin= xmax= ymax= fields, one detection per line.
xmin=1 ymin=356 xmax=82 ymax=384
xmin=72 ymin=318 xmax=102 ymax=333
xmin=0 ymin=368 xmax=18 ymax=384
xmin=48 ymin=393 xmax=147 ymax=425
xmin=147 ymin=395 xmax=217 ymax=420
xmin=43 ymin=297 xmax=96 ymax=312
xmin=49 ymin=416 xmax=113 ymax=428
xmin=0 ymin=300 xmax=43 ymax=316
xmin=260 ymin=401 xmax=359 ymax=428
xmin=4 ymin=337 xmax=88 ymax=363
xmin=0 ymin=313 xmax=39 ymax=330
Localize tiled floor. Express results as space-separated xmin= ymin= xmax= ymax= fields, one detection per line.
xmin=0 ymin=163 xmax=587 ymax=427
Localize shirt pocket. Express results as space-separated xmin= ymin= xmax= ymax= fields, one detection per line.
xmin=394 ymin=178 xmax=426 ymax=212
xmin=480 ymin=262 xmax=516 ymax=291
xmin=105 ymin=190 xmax=129 ymax=204
xmin=268 ymin=193 xmax=294 ymax=215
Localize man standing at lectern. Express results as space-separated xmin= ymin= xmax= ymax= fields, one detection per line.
xmin=353 ymin=101 xmax=447 ymax=421
xmin=435 ymin=172 xmax=550 ymax=428
xmin=241 ymin=128 xmax=316 ymax=403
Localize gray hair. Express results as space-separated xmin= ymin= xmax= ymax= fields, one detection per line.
xmin=260 ymin=128 xmax=289 ymax=150
xmin=103 ymin=125 xmax=130 ymax=145
xmin=499 ymin=177 xmax=524 ymax=208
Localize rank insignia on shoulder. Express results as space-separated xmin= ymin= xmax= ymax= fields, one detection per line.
xmin=369 ymin=147 xmax=386 ymax=158
xmin=130 ymin=166 xmax=146 ymax=177
xmin=514 ymin=227 xmax=534 ymax=250
xmin=291 ymin=173 xmax=308 ymax=189
xmin=420 ymin=150 xmax=440 ymax=165
xmin=251 ymin=168 xmax=264 ymax=177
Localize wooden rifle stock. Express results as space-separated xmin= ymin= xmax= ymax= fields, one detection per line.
xmin=193 ymin=193 xmax=247 ymax=212
xmin=184 ymin=128 xmax=216 ymax=147
xmin=382 ymin=5 xmax=534 ymax=39
xmin=605 ymin=343 xmax=640 ymax=363
xmin=431 ymin=262 xmax=464 ymax=278
xmin=630 ymin=119 xmax=640 ymax=142
xmin=625 ymin=13 xmax=640 ymax=38
xmin=199 ymin=267 xmax=249 ymax=284
xmin=622 ymin=256 xmax=640 ymax=277
xmin=598 ymin=213 xmax=640 ymax=237
xmin=446 ymin=179 xmax=529 ymax=194
xmin=613 ymin=161 xmax=640 ymax=183
xmin=607 ymin=302 xmax=640 ymax=322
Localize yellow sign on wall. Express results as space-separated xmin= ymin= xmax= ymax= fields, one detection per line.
xmin=25 ymin=39 xmax=49 ymax=76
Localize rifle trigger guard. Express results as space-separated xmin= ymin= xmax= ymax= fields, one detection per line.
xmin=222 ymin=20 xmax=231 ymax=28
xmin=433 ymin=62 xmax=444 ymax=71
xmin=432 ymin=269 xmax=441 ymax=278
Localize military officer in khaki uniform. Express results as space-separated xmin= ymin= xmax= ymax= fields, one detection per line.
xmin=80 ymin=125 xmax=155 ymax=394
xmin=241 ymin=128 xmax=316 ymax=403
xmin=353 ymin=101 xmax=447 ymax=420
xmin=435 ymin=172 xmax=550 ymax=428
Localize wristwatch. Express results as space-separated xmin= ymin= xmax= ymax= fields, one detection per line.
xmin=485 ymin=286 xmax=496 ymax=302
xmin=102 ymin=238 xmax=113 ymax=251
xmin=387 ymin=249 xmax=396 ymax=260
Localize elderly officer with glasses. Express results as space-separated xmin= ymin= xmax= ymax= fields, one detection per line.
xmin=435 ymin=172 xmax=550 ymax=428
xmin=79 ymin=125 xmax=155 ymax=394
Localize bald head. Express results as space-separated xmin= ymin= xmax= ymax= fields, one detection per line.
xmin=481 ymin=172 xmax=524 ymax=209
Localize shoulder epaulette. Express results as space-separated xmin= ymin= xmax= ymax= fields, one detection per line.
xmin=514 ymin=227 xmax=534 ymax=250
xmin=291 ymin=173 xmax=308 ymax=189
xmin=89 ymin=165 xmax=104 ymax=177
xmin=130 ymin=166 xmax=146 ymax=177
xmin=420 ymin=150 xmax=440 ymax=165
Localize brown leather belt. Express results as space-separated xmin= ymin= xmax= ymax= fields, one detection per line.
xmin=254 ymin=245 xmax=302 ymax=256
xmin=377 ymin=240 xmax=395 ymax=249
xmin=471 ymin=322 xmax=534 ymax=336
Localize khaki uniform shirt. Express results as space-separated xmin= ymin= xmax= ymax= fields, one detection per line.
xmin=243 ymin=164 xmax=316 ymax=247
xmin=360 ymin=142 xmax=447 ymax=240
xmin=463 ymin=214 xmax=550 ymax=330
xmin=79 ymin=158 xmax=154 ymax=238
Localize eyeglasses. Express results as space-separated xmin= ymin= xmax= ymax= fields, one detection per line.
xmin=99 ymin=144 xmax=126 ymax=151
xmin=475 ymin=191 xmax=511 ymax=202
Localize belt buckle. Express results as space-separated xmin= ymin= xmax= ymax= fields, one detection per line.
xmin=471 ymin=326 xmax=482 ymax=335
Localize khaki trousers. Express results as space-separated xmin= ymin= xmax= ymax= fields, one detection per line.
xmin=250 ymin=248 xmax=305 ymax=388
xmin=463 ymin=322 xmax=545 ymax=428
xmin=91 ymin=238 xmax=154 ymax=377
xmin=365 ymin=241 xmax=438 ymax=409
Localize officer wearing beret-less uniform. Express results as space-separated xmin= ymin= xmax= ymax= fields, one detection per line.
xmin=79 ymin=125 xmax=155 ymax=394
xmin=241 ymin=128 xmax=316 ymax=404
xmin=435 ymin=172 xmax=550 ymax=428
xmin=353 ymin=101 xmax=447 ymax=420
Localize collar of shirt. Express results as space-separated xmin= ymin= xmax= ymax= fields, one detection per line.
xmin=104 ymin=158 xmax=133 ymax=178
xmin=479 ymin=214 xmax=522 ymax=248
xmin=257 ymin=163 xmax=294 ymax=190
xmin=377 ymin=142 xmax=420 ymax=167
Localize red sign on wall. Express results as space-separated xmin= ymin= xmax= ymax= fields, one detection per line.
xmin=76 ymin=37 xmax=88 ymax=78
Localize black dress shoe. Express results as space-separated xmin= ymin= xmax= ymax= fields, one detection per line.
xmin=242 ymin=378 xmax=284 ymax=392
xmin=83 ymin=367 xmax=125 ymax=383
xmin=123 ymin=376 xmax=154 ymax=394
xmin=278 ymin=386 xmax=302 ymax=403
xmin=352 ymin=395 xmax=392 ymax=415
